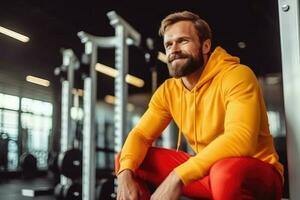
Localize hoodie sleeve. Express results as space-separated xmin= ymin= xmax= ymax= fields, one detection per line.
xmin=174 ymin=66 xmax=261 ymax=185
xmin=117 ymin=83 xmax=172 ymax=174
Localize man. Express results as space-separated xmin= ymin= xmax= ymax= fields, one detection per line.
xmin=116 ymin=11 xmax=283 ymax=200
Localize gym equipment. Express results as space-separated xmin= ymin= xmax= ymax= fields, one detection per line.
xmin=58 ymin=148 xmax=82 ymax=180
xmin=19 ymin=152 xmax=37 ymax=178
xmin=56 ymin=49 xmax=80 ymax=153
xmin=62 ymin=182 xmax=82 ymax=200
xmin=48 ymin=152 xmax=60 ymax=182
xmin=54 ymin=183 xmax=64 ymax=199
xmin=55 ymin=48 xmax=79 ymax=186
xmin=96 ymin=177 xmax=116 ymax=200
xmin=54 ymin=178 xmax=117 ymax=200
xmin=0 ymin=132 xmax=9 ymax=170
xmin=57 ymin=148 xmax=115 ymax=179
xmin=54 ymin=182 xmax=82 ymax=200
xmin=78 ymin=11 xmax=141 ymax=200
xmin=95 ymin=147 xmax=115 ymax=154
xmin=22 ymin=187 xmax=54 ymax=197
xmin=21 ymin=48 xmax=82 ymax=200
xmin=278 ymin=0 xmax=299 ymax=198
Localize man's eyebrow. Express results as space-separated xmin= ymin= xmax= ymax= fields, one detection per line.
xmin=177 ymin=36 xmax=192 ymax=40
xmin=164 ymin=40 xmax=171 ymax=46
xmin=165 ymin=36 xmax=191 ymax=44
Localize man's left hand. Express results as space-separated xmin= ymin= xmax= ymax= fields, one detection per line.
xmin=150 ymin=171 xmax=183 ymax=200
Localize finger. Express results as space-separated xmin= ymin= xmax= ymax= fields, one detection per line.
xmin=117 ymin=190 xmax=123 ymax=200
xmin=116 ymin=192 xmax=120 ymax=200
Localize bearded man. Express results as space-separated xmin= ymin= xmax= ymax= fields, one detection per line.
xmin=115 ymin=11 xmax=283 ymax=200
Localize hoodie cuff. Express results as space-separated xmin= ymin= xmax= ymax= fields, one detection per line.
xmin=174 ymin=159 xmax=205 ymax=185
xmin=117 ymin=159 xmax=137 ymax=175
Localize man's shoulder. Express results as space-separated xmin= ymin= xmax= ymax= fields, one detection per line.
xmin=221 ymin=64 xmax=259 ymax=91
xmin=222 ymin=64 xmax=256 ymax=80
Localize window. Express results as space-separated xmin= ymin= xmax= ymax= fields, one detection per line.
xmin=0 ymin=92 xmax=53 ymax=170
xmin=267 ymin=111 xmax=281 ymax=137
xmin=21 ymin=98 xmax=53 ymax=169
xmin=0 ymin=94 xmax=20 ymax=170
xmin=0 ymin=93 xmax=19 ymax=110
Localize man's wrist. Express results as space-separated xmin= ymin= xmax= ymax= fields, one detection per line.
xmin=118 ymin=169 xmax=134 ymax=178
xmin=170 ymin=170 xmax=183 ymax=186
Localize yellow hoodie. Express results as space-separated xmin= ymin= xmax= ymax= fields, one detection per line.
xmin=118 ymin=47 xmax=283 ymax=185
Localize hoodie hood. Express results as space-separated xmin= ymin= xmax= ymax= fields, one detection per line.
xmin=177 ymin=46 xmax=241 ymax=91
xmin=196 ymin=46 xmax=240 ymax=88
xmin=176 ymin=46 xmax=241 ymax=151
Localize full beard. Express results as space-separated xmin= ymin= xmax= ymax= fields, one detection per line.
xmin=167 ymin=51 xmax=204 ymax=78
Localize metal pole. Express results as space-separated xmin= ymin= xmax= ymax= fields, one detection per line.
xmin=60 ymin=81 xmax=70 ymax=154
xmin=278 ymin=0 xmax=300 ymax=199
xmin=114 ymin=25 xmax=128 ymax=152
xmin=60 ymin=80 xmax=69 ymax=185
xmin=107 ymin=10 xmax=141 ymax=153
xmin=60 ymin=49 xmax=78 ymax=185
xmin=67 ymin=57 xmax=74 ymax=150
xmin=78 ymin=11 xmax=141 ymax=199
xmin=60 ymin=49 xmax=77 ymax=152
xmin=82 ymin=42 xmax=97 ymax=200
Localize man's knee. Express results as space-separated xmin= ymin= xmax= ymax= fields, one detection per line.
xmin=209 ymin=157 xmax=282 ymax=200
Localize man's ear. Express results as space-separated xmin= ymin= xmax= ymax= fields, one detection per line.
xmin=202 ymin=39 xmax=211 ymax=54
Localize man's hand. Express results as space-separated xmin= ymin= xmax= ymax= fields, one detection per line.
xmin=151 ymin=171 xmax=183 ymax=200
xmin=117 ymin=169 xmax=141 ymax=200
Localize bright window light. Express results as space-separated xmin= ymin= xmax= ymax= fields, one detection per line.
xmin=26 ymin=75 xmax=50 ymax=87
xmin=0 ymin=26 xmax=30 ymax=43
xmin=0 ymin=93 xmax=20 ymax=110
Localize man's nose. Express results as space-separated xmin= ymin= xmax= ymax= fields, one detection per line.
xmin=170 ymin=43 xmax=180 ymax=53
xmin=168 ymin=43 xmax=181 ymax=56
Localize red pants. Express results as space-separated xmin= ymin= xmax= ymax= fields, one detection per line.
xmin=115 ymin=147 xmax=282 ymax=200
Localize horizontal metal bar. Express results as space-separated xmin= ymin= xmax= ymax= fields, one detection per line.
xmin=106 ymin=11 xmax=141 ymax=47
xmin=78 ymin=31 xmax=117 ymax=48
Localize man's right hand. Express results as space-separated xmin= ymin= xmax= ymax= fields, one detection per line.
xmin=117 ymin=169 xmax=141 ymax=200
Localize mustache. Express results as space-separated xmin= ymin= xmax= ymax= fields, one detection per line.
xmin=168 ymin=52 xmax=189 ymax=63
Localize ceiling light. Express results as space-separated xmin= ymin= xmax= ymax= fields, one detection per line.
xmin=72 ymin=89 xmax=84 ymax=96
xmin=125 ymin=75 xmax=144 ymax=88
xmin=95 ymin=63 xmax=144 ymax=88
xmin=104 ymin=95 xmax=135 ymax=111
xmin=237 ymin=41 xmax=246 ymax=49
xmin=26 ymin=75 xmax=50 ymax=87
xmin=158 ymin=51 xmax=167 ymax=63
xmin=0 ymin=26 xmax=30 ymax=43
xmin=104 ymin=95 xmax=115 ymax=104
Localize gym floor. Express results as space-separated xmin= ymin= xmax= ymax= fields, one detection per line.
xmin=0 ymin=178 xmax=54 ymax=200
xmin=0 ymin=177 xmax=195 ymax=200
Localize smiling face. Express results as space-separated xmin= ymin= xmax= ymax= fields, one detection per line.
xmin=164 ymin=20 xmax=204 ymax=78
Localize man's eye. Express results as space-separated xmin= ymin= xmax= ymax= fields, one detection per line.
xmin=180 ymin=39 xmax=188 ymax=44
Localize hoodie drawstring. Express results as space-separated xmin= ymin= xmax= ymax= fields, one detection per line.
xmin=176 ymin=86 xmax=199 ymax=152
xmin=176 ymin=87 xmax=199 ymax=152
xmin=193 ymin=90 xmax=198 ymax=152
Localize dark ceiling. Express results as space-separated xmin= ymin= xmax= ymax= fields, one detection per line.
xmin=0 ymin=0 xmax=282 ymax=100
